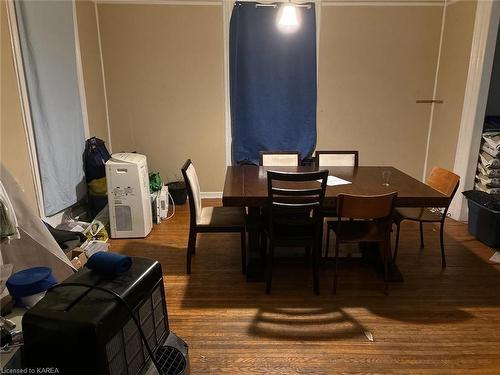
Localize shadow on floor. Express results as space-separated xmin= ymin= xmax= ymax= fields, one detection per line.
xmin=248 ymin=306 xmax=370 ymax=341
xmin=177 ymin=221 xmax=498 ymax=329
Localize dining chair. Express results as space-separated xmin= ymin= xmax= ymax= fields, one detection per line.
xmin=315 ymin=150 xmax=359 ymax=168
xmin=265 ymin=169 xmax=329 ymax=295
xmin=259 ymin=151 xmax=301 ymax=166
xmin=181 ymin=159 xmax=246 ymax=274
xmin=259 ymin=151 xmax=301 ymax=261
xmin=327 ymin=192 xmax=398 ymax=295
xmin=392 ymin=167 xmax=460 ymax=268
xmin=315 ymin=150 xmax=359 ymax=260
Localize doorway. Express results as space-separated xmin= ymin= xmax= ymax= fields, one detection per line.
xmin=449 ymin=0 xmax=500 ymax=221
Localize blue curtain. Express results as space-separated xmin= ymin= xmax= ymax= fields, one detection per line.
xmin=230 ymin=2 xmax=317 ymax=165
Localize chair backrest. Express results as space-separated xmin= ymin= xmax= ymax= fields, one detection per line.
xmin=426 ymin=167 xmax=460 ymax=200
xmin=267 ymin=170 xmax=329 ymax=235
xmin=260 ymin=151 xmax=301 ymax=167
xmin=337 ymin=192 xmax=398 ymax=220
xmin=315 ymin=150 xmax=359 ymax=167
xmin=181 ymin=159 xmax=202 ymax=225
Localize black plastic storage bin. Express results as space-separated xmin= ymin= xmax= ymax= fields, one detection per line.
xmin=464 ymin=191 xmax=500 ymax=248
xmin=167 ymin=181 xmax=187 ymax=205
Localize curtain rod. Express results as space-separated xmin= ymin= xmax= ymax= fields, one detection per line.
xmin=253 ymin=3 xmax=312 ymax=8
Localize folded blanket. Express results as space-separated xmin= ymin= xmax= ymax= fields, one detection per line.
xmin=476 ymin=173 xmax=500 ymax=187
xmin=479 ymin=151 xmax=500 ymax=168
xmin=483 ymin=131 xmax=500 ymax=150
xmin=86 ymin=252 xmax=131 ymax=275
xmin=475 ymin=182 xmax=500 ymax=194
xmin=478 ymin=162 xmax=500 ymax=177
xmin=482 ymin=141 xmax=500 ymax=158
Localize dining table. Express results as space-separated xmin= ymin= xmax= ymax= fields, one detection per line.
xmin=222 ymin=165 xmax=450 ymax=281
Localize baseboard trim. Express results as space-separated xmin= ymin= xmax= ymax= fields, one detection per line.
xmin=201 ymin=192 xmax=223 ymax=199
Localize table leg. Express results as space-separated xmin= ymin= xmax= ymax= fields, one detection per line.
xmin=245 ymin=207 xmax=265 ymax=281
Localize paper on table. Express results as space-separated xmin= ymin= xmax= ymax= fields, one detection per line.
xmin=317 ymin=175 xmax=352 ymax=186
xmin=489 ymin=251 xmax=500 ymax=264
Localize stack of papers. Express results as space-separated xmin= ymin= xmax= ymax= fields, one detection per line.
xmin=317 ymin=175 xmax=352 ymax=186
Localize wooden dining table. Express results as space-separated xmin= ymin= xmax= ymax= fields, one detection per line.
xmin=222 ymin=165 xmax=450 ymax=281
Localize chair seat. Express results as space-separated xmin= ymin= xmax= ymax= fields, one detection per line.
xmin=328 ymin=220 xmax=387 ymax=243
xmin=394 ymin=207 xmax=443 ymax=223
xmin=198 ymin=206 xmax=246 ymax=227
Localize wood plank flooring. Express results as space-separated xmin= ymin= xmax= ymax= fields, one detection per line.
xmin=110 ymin=199 xmax=500 ymax=374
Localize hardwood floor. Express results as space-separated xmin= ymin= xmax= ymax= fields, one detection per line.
xmin=110 ymin=199 xmax=500 ymax=374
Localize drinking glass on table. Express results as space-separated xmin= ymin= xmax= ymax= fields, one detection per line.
xmin=382 ymin=170 xmax=391 ymax=187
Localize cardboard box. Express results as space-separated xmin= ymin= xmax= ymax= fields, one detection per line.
xmin=67 ymin=248 xmax=88 ymax=269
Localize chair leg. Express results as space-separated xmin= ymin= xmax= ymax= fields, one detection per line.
xmin=325 ymin=224 xmax=331 ymax=260
xmin=240 ymin=229 xmax=247 ymax=274
xmin=333 ymin=239 xmax=340 ymax=295
xmin=265 ymin=243 xmax=274 ymax=294
xmin=393 ymin=222 xmax=401 ymax=264
xmin=186 ymin=228 xmax=197 ymax=274
xmin=419 ymin=221 xmax=425 ymax=249
xmin=191 ymin=231 xmax=196 ymax=256
xmin=440 ymin=221 xmax=447 ymax=268
xmin=383 ymin=240 xmax=389 ymax=295
xmin=313 ymin=242 xmax=320 ymax=295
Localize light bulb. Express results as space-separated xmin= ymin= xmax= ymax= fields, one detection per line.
xmin=277 ymin=4 xmax=300 ymax=33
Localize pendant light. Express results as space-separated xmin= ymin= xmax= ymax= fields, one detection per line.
xmin=277 ymin=1 xmax=300 ymax=33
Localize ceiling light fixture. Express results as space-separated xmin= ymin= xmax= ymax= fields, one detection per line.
xmin=277 ymin=2 xmax=300 ymax=33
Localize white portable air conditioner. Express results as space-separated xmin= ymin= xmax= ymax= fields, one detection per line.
xmin=106 ymin=153 xmax=152 ymax=238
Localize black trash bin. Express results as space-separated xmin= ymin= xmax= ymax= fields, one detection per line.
xmin=167 ymin=181 xmax=187 ymax=205
xmin=463 ymin=190 xmax=500 ymax=248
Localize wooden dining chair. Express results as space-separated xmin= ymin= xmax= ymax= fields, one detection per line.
xmin=316 ymin=150 xmax=359 ymax=260
xmin=392 ymin=167 xmax=460 ymax=268
xmin=315 ymin=150 xmax=359 ymax=168
xmin=265 ymin=169 xmax=329 ymax=295
xmin=181 ymin=159 xmax=246 ymax=274
xmin=259 ymin=151 xmax=301 ymax=166
xmin=327 ymin=192 xmax=398 ymax=295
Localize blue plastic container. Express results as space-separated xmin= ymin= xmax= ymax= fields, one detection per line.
xmin=6 ymin=267 xmax=57 ymax=307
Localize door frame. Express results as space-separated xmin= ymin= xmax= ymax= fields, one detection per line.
xmin=449 ymin=0 xmax=500 ymax=221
